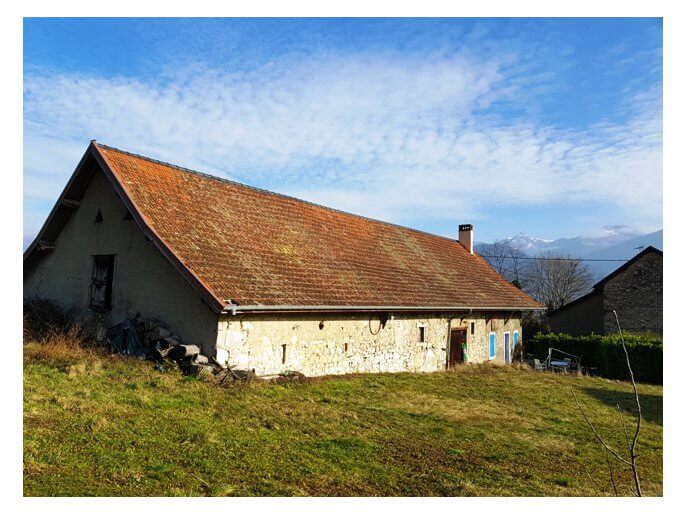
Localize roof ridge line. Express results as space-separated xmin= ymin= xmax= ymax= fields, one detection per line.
xmin=95 ymin=142 xmax=466 ymax=247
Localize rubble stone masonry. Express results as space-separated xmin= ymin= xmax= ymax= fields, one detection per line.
xmin=216 ymin=312 xmax=522 ymax=377
xmin=602 ymin=251 xmax=663 ymax=335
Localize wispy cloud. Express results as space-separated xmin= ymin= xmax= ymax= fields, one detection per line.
xmin=23 ymin=47 xmax=662 ymax=241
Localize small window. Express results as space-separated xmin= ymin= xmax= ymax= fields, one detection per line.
xmin=344 ymin=341 xmax=349 ymax=353
xmin=281 ymin=344 xmax=287 ymax=365
xmin=90 ymin=255 xmax=115 ymax=311
xmin=418 ymin=326 xmax=426 ymax=343
xmin=470 ymin=322 xmax=475 ymax=335
xmin=94 ymin=209 xmax=103 ymax=223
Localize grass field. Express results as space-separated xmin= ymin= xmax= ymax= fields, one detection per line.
xmin=23 ymin=341 xmax=663 ymax=496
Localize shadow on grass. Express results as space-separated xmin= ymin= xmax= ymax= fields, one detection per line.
xmin=582 ymin=387 xmax=662 ymax=426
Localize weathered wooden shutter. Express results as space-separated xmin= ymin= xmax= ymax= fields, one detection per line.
xmin=90 ymin=255 xmax=114 ymax=310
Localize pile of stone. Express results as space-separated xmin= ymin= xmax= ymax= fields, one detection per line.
xmin=107 ymin=316 xmax=306 ymax=384
xmin=106 ymin=316 xmax=219 ymax=378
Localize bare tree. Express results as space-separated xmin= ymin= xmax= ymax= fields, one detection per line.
xmin=476 ymin=240 xmax=511 ymax=276
xmin=525 ymin=251 xmax=594 ymax=311
xmin=508 ymin=244 xmax=529 ymax=288
xmin=476 ymin=239 xmax=531 ymax=287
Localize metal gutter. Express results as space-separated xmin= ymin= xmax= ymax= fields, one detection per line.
xmin=223 ymin=304 xmax=545 ymax=314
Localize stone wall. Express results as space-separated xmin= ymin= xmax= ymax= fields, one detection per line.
xmin=602 ymin=250 xmax=663 ymax=335
xmin=215 ymin=312 xmax=522 ymax=377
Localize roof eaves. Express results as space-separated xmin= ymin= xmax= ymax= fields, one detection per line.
xmin=224 ymin=304 xmax=546 ymax=314
xmin=23 ymin=143 xmax=95 ymax=263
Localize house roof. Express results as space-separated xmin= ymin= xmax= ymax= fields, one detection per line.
xmin=548 ymin=245 xmax=663 ymax=316
xmin=25 ymin=142 xmax=543 ymax=314
xmin=592 ymin=245 xmax=663 ymax=289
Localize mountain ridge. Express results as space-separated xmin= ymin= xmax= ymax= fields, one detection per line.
xmin=476 ymin=228 xmax=663 ymax=280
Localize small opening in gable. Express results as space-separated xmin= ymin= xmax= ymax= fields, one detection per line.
xmin=94 ymin=209 xmax=103 ymax=223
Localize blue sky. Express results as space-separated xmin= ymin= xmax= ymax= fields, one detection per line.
xmin=23 ymin=18 xmax=662 ymax=245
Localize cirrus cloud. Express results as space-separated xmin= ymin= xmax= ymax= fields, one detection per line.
xmin=23 ymin=49 xmax=662 ymax=242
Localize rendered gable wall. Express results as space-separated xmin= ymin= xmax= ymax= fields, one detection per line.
xmin=23 ymin=167 xmax=219 ymax=352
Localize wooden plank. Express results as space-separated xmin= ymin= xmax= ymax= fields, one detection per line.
xmin=60 ymin=198 xmax=80 ymax=208
xmin=36 ymin=240 xmax=55 ymax=251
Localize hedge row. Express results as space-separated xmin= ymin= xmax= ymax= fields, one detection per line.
xmin=527 ymin=332 xmax=663 ymax=384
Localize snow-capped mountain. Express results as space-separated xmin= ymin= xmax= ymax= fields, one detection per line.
xmin=502 ymin=225 xmax=646 ymax=258
xmin=504 ymin=233 xmax=554 ymax=253
xmin=478 ymin=227 xmax=662 ymax=281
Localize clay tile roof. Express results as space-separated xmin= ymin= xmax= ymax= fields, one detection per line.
xmin=88 ymin=143 xmax=542 ymax=312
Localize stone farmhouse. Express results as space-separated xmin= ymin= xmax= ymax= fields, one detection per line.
xmin=24 ymin=142 xmax=542 ymax=376
xmin=549 ymin=246 xmax=663 ymax=336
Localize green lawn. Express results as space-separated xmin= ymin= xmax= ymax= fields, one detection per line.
xmin=23 ymin=342 xmax=663 ymax=496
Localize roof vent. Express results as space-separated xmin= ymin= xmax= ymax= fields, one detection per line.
xmin=458 ymin=224 xmax=473 ymax=254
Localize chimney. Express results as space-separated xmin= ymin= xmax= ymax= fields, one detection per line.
xmin=458 ymin=224 xmax=474 ymax=254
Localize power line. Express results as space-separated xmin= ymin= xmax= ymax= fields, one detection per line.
xmin=476 ymin=255 xmax=661 ymax=263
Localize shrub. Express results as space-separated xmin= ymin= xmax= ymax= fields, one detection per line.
xmin=23 ymin=297 xmax=75 ymax=342
xmin=23 ymin=298 xmax=101 ymax=366
xmin=527 ymin=332 xmax=662 ymax=384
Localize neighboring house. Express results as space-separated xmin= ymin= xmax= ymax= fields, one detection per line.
xmin=549 ymin=246 xmax=663 ymax=336
xmin=24 ymin=142 xmax=542 ymax=376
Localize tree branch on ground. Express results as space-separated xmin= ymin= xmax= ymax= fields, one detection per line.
xmin=614 ymin=310 xmax=642 ymax=496
xmin=570 ymin=310 xmax=643 ymax=496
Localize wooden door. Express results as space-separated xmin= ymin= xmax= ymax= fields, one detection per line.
xmin=449 ymin=329 xmax=466 ymax=368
